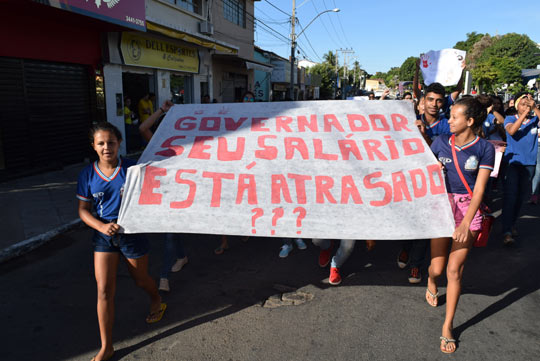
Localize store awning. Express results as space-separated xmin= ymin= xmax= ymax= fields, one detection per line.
xmin=246 ymin=61 xmax=273 ymax=73
xmin=147 ymin=21 xmax=238 ymax=54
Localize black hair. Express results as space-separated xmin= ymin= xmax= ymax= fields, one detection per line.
xmin=424 ymin=82 xmax=445 ymax=97
xmin=454 ymin=97 xmax=487 ymax=132
xmin=403 ymin=92 xmax=412 ymax=98
xmin=475 ymin=94 xmax=493 ymax=109
xmin=89 ymin=122 xmax=122 ymax=143
xmin=490 ymin=95 xmax=504 ymax=114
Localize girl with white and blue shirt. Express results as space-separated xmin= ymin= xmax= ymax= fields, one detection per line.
xmin=501 ymin=93 xmax=540 ymax=245
xmin=427 ymin=97 xmax=495 ymax=354
xmin=77 ymin=123 xmax=165 ymax=361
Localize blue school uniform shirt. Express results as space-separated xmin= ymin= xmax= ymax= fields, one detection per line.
xmin=441 ymin=94 xmax=455 ymax=118
xmin=76 ymin=158 xmax=136 ymax=221
xmin=418 ymin=113 xmax=452 ymax=141
xmin=431 ymin=134 xmax=495 ymax=194
xmin=504 ymin=115 xmax=539 ymax=166
xmin=482 ymin=113 xmax=503 ymax=141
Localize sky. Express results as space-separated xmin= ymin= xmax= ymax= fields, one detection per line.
xmin=254 ymin=0 xmax=540 ymax=74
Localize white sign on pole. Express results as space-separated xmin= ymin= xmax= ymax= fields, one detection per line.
xmin=118 ymin=100 xmax=455 ymax=240
xmin=420 ymin=49 xmax=466 ymax=86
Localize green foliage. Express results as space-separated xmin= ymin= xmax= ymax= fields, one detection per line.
xmin=479 ymin=33 xmax=538 ymax=69
xmin=399 ymin=57 xmax=418 ymax=82
xmin=508 ymin=82 xmax=528 ymax=95
xmin=454 ymin=32 xmax=485 ymax=52
xmin=309 ymin=62 xmax=336 ymax=99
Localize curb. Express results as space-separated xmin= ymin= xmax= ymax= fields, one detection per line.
xmin=0 ymin=219 xmax=83 ymax=264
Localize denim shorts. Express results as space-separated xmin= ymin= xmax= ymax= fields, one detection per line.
xmin=93 ymin=231 xmax=149 ymax=259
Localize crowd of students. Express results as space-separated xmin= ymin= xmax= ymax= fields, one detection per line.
xmin=76 ymin=81 xmax=539 ymax=358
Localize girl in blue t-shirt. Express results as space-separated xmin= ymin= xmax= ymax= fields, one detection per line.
xmin=77 ymin=123 xmax=166 ymax=361
xmin=428 ymin=97 xmax=495 ymax=354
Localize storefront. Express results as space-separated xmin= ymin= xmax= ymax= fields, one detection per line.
xmin=0 ymin=0 xmax=143 ymax=177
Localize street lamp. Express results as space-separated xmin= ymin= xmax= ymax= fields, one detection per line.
xmin=289 ymin=6 xmax=340 ymax=100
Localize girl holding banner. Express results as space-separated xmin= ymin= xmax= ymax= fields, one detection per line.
xmin=77 ymin=123 xmax=165 ymax=361
xmin=427 ymin=97 xmax=495 ymax=353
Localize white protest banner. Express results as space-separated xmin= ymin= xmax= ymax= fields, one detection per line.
xmin=420 ymin=49 xmax=466 ymax=86
xmin=118 ymin=100 xmax=455 ymax=240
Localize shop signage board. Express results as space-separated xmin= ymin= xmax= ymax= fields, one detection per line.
xmin=43 ymin=0 xmax=146 ymax=31
xmin=118 ymin=100 xmax=456 ymax=240
xmin=120 ymin=32 xmax=200 ymax=74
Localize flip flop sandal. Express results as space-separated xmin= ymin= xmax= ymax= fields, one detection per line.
xmin=440 ymin=336 xmax=457 ymax=354
xmin=146 ymin=303 xmax=167 ymax=324
xmin=426 ymin=288 xmax=439 ymax=307
xmin=90 ymin=350 xmax=114 ymax=361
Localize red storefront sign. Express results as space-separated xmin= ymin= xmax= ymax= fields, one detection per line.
xmin=45 ymin=0 xmax=146 ymax=31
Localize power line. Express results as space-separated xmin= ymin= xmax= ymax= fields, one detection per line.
xmin=296 ymin=19 xmax=322 ymax=62
xmin=322 ymin=0 xmax=345 ymax=47
xmin=310 ymin=0 xmax=341 ymax=48
xmin=333 ymin=0 xmax=353 ymax=48
xmin=264 ymin=0 xmax=291 ymax=17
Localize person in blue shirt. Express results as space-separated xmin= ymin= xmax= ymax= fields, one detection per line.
xmin=398 ymin=82 xmax=453 ymax=284
xmin=428 ymin=97 xmax=495 ymax=354
xmin=415 ymin=82 xmax=452 ymax=144
xmin=77 ymin=122 xmax=165 ymax=361
xmin=501 ymin=93 xmax=540 ymax=245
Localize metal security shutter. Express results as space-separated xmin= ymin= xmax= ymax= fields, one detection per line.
xmin=0 ymin=57 xmax=30 ymax=171
xmin=0 ymin=57 xmax=92 ymax=177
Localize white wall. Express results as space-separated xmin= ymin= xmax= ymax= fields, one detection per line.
xmin=103 ymin=64 xmax=127 ymax=156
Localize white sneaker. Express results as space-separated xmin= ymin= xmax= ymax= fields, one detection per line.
xmin=294 ymin=238 xmax=307 ymax=250
xmin=171 ymin=257 xmax=188 ymax=272
xmin=159 ymin=278 xmax=170 ymax=292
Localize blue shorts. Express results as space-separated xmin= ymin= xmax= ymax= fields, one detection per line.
xmin=93 ymin=231 xmax=149 ymax=259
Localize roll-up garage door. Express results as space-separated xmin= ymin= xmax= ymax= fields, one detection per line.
xmin=0 ymin=57 xmax=93 ymax=177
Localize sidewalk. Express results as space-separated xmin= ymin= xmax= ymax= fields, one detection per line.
xmin=0 ymin=162 xmax=86 ymax=263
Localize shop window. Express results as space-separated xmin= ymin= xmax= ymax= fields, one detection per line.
xmin=223 ymin=0 xmax=245 ymax=28
xmin=171 ymin=74 xmax=192 ymax=104
xmin=164 ymin=0 xmax=202 ymax=15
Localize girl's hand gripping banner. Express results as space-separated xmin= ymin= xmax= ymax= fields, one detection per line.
xmin=118 ymin=100 xmax=455 ymax=240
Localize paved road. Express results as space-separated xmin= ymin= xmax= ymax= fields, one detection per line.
xmin=1 ymin=199 xmax=539 ymax=361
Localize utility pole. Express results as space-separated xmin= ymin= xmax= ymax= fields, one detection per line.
xmin=289 ymin=0 xmax=296 ymax=100
xmin=340 ymin=48 xmax=354 ymax=99
xmin=333 ymin=49 xmax=339 ymax=99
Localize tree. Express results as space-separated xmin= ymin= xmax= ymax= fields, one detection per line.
xmin=399 ymin=56 xmax=419 ymax=82
xmin=454 ymin=32 xmax=485 ymax=52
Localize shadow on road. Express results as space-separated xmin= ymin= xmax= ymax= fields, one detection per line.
xmin=1 ymin=196 xmax=539 ymax=361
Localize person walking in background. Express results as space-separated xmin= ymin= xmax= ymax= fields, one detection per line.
xmin=312 ymin=239 xmax=375 ymax=285
xmin=278 ymin=238 xmax=307 ymax=258
xmin=427 ymin=97 xmax=494 ymax=353
xmin=529 ymin=132 xmax=540 ymax=204
xmin=138 ymin=93 xmax=154 ymax=124
xmin=78 ymin=123 xmax=165 ymax=361
xmin=501 ymin=93 xmax=540 ymax=245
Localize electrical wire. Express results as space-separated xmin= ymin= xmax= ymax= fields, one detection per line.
xmin=296 ymin=18 xmax=323 ymax=62
xmin=263 ymin=0 xmax=291 ymax=17
xmin=310 ymin=0 xmax=341 ymax=48
xmin=332 ymin=0 xmax=353 ymax=48
xmin=321 ymin=0 xmax=345 ymax=47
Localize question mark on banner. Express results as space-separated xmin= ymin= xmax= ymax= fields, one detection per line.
xmin=271 ymin=208 xmax=284 ymax=235
xmin=251 ymin=208 xmax=264 ymax=234
xmin=293 ymin=207 xmax=307 ymax=234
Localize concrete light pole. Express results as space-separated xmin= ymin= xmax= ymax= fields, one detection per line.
xmin=289 ymin=4 xmax=339 ymax=100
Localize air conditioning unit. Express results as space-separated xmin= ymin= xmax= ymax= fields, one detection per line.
xmin=199 ymin=21 xmax=214 ymax=35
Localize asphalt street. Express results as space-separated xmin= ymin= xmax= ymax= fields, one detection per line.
xmin=1 ymin=196 xmax=539 ymax=361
